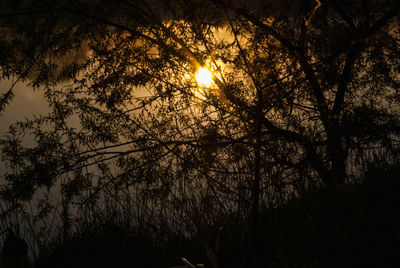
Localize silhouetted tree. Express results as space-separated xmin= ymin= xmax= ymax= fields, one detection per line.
xmin=0 ymin=0 xmax=399 ymax=249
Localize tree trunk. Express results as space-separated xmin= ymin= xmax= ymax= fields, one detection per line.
xmin=326 ymin=123 xmax=346 ymax=188
xmin=252 ymin=139 xmax=261 ymax=243
xmin=251 ymin=88 xmax=263 ymax=256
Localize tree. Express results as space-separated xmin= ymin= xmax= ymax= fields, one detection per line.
xmin=1 ymin=0 xmax=399 ymax=248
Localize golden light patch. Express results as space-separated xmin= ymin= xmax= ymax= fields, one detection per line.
xmin=195 ymin=67 xmax=213 ymax=88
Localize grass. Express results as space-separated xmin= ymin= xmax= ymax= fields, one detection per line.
xmin=5 ymin=163 xmax=400 ymax=267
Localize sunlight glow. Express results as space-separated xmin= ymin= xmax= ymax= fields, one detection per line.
xmin=195 ymin=67 xmax=213 ymax=88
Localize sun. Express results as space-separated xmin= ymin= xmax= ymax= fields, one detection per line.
xmin=195 ymin=67 xmax=213 ymax=88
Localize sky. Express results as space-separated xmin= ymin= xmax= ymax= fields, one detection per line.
xmin=0 ymin=80 xmax=48 ymax=174
xmin=0 ymin=80 xmax=48 ymax=136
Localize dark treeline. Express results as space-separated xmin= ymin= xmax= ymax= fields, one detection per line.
xmin=0 ymin=0 xmax=399 ymax=267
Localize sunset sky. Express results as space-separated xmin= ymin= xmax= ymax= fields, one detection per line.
xmin=0 ymin=80 xmax=48 ymax=135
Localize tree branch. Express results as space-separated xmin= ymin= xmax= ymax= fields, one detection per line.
xmin=332 ymin=4 xmax=400 ymax=116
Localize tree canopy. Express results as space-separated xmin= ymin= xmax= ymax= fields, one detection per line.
xmin=0 ymin=0 xmax=400 ymax=248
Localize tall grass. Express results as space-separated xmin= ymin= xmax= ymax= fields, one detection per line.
xmin=0 ymin=161 xmax=399 ymax=267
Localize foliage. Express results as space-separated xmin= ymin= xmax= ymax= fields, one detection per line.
xmin=0 ymin=0 xmax=399 ymax=264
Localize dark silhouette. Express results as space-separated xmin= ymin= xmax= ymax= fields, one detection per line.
xmin=2 ymin=229 xmax=28 ymax=268
xmin=204 ymin=226 xmax=224 ymax=268
xmin=0 ymin=0 xmax=399 ymax=267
